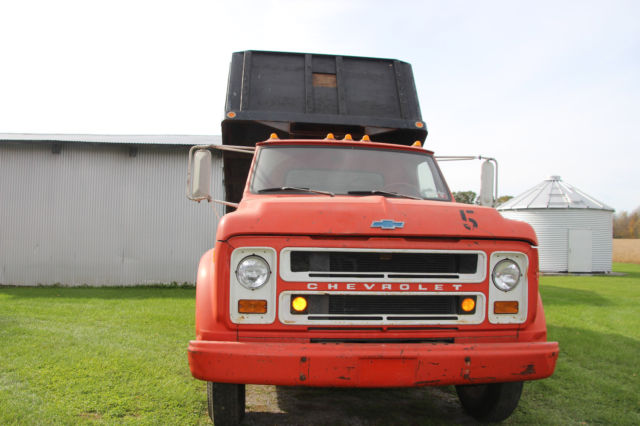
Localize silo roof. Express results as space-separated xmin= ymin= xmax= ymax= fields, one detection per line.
xmin=497 ymin=175 xmax=614 ymax=211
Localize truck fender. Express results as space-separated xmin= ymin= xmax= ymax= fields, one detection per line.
xmin=534 ymin=292 xmax=548 ymax=341
xmin=195 ymin=249 xmax=216 ymax=340
xmin=520 ymin=292 xmax=549 ymax=342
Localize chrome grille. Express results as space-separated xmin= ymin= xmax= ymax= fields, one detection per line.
xmin=290 ymin=251 xmax=477 ymax=278
xmin=279 ymin=291 xmax=485 ymax=325
xmin=294 ymin=294 xmax=475 ymax=316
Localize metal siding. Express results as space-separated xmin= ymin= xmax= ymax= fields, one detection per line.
xmin=0 ymin=143 xmax=225 ymax=285
xmin=500 ymin=210 xmax=612 ymax=273
xmin=0 ymin=133 xmax=222 ymax=146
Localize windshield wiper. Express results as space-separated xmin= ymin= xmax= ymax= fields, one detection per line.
xmin=347 ymin=190 xmax=422 ymax=200
xmin=258 ymin=187 xmax=335 ymax=197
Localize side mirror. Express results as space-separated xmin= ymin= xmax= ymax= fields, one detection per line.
xmin=191 ymin=149 xmax=212 ymax=201
xmin=478 ymin=160 xmax=495 ymax=207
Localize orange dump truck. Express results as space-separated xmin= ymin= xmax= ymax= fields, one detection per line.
xmin=187 ymin=51 xmax=558 ymax=424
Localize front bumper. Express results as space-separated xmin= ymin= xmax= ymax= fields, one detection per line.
xmin=188 ymin=340 xmax=558 ymax=387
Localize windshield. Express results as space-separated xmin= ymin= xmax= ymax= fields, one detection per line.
xmin=250 ymin=145 xmax=451 ymax=201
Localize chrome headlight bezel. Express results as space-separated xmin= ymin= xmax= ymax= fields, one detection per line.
xmin=235 ymin=255 xmax=271 ymax=290
xmin=492 ymin=258 xmax=522 ymax=292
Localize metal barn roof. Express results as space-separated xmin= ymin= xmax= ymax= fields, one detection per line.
xmin=0 ymin=133 xmax=221 ymax=146
xmin=498 ymin=176 xmax=613 ymax=211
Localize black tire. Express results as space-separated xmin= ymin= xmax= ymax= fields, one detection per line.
xmin=207 ymin=382 xmax=246 ymax=425
xmin=455 ymin=381 xmax=523 ymax=422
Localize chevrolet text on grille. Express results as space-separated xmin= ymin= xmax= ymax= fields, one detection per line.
xmin=306 ymin=282 xmax=464 ymax=291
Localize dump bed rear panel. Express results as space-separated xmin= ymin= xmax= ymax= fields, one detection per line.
xmin=221 ymin=50 xmax=427 ymax=206
xmin=223 ymin=50 xmax=426 ymax=144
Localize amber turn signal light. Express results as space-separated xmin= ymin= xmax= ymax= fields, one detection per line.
xmin=494 ymin=301 xmax=519 ymax=314
xmin=238 ymin=299 xmax=267 ymax=314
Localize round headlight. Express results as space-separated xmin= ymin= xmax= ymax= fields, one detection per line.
xmin=492 ymin=259 xmax=521 ymax=292
xmin=236 ymin=255 xmax=271 ymax=290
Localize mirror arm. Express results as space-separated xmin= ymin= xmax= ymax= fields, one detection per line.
xmin=186 ymin=144 xmax=255 ymax=203
xmin=435 ymin=155 xmax=499 ymax=206
xmin=211 ymin=199 xmax=239 ymax=208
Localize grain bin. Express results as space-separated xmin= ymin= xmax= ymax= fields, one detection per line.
xmin=497 ymin=176 xmax=614 ymax=273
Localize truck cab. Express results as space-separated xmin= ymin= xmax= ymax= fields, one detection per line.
xmin=187 ymin=51 xmax=558 ymax=424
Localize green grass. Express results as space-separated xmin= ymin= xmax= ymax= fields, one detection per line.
xmin=0 ymin=287 xmax=208 ymax=425
xmin=1 ymin=264 xmax=639 ymax=425
xmin=511 ymin=262 xmax=640 ymax=425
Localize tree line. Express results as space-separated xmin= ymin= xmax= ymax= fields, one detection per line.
xmin=452 ymin=191 xmax=513 ymax=206
xmin=613 ymin=208 xmax=640 ymax=238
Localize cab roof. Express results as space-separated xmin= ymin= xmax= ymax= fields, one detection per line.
xmin=256 ymin=138 xmax=434 ymax=155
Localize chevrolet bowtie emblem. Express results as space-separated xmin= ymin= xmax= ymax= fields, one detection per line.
xmin=371 ymin=219 xmax=405 ymax=230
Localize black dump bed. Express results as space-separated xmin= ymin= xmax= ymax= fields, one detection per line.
xmin=221 ymin=50 xmax=427 ymax=207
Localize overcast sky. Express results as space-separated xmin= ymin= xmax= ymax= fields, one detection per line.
xmin=1 ymin=0 xmax=638 ymax=212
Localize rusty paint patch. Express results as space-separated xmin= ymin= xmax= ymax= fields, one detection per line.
xmin=518 ymin=364 xmax=536 ymax=375
xmin=462 ymin=366 xmax=471 ymax=380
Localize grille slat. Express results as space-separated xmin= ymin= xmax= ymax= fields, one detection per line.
xmin=291 ymin=251 xmax=477 ymax=274
xmin=301 ymin=294 xmax=472 ymax=316
xmin=329 ymin=295 xmax=454 ymax=314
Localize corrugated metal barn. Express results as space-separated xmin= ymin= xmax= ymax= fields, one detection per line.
xmin=0 ymin=134 xmax=224 ymax=286
xmin=498 ymin=176 xmax=613 ymax=274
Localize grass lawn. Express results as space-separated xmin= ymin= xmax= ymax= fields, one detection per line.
xmin=513 ymin=262 xmax=640 ymax=425
xmin=1 ymin=264 xmax=639 ymax=425
xmin=0 ymin=286 xmax=207 ymax=424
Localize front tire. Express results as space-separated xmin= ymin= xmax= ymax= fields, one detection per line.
xmin=207 ymin=382 xmax=246 ymax=425
xmin=455 ymin=381 xmax=523 ymax=422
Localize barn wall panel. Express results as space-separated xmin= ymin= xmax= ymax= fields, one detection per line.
xmin=0 ymin=143 xmax=225 ymax=285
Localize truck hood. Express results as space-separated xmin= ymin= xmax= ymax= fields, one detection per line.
xmin=216 ymin=196 xmax=537 ymax=245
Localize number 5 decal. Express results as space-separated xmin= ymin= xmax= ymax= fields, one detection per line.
xmin=459 ymin=209 xmax=478 ymax=230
